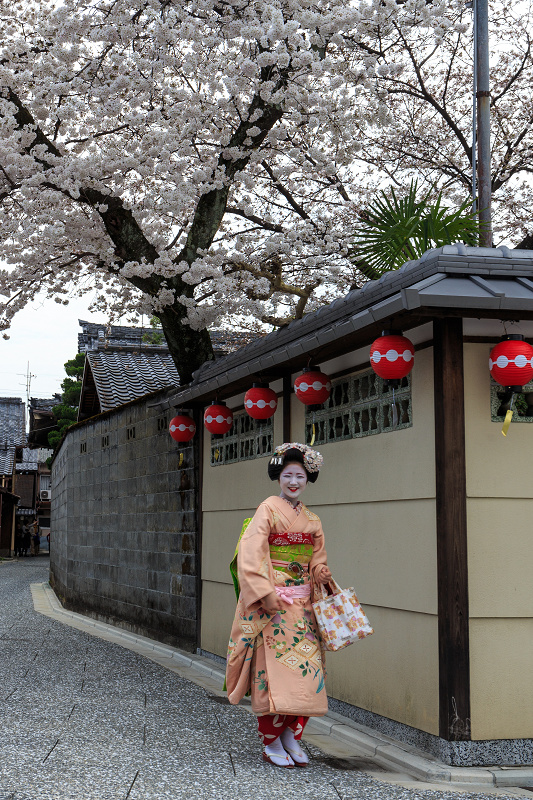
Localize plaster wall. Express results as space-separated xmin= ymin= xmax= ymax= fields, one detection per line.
xmin=463 ymin=342 xmax=533 ymax=740
xmin=201 ymin=341 xmax=440 ymax=734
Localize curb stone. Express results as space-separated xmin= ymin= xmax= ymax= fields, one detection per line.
xmin=31 ymin=582 xmax=533 ymax=794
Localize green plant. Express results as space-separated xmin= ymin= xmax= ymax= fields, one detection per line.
xmin=47 ymin=353 xmax=85 ymax=455
xmin=141 ymin=315 xmax=164 ymax=346
xmin=350 ymin=181 xmax=481 ymax=277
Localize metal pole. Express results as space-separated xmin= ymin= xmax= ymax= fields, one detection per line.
xmin=471 ymin=0 xmax=477 ymax=215
xmin=476 ymin=0 xmax=492 ymax=246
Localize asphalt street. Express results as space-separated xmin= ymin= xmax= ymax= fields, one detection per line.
xmin=0 ymin=559 xmax=530 ymax=800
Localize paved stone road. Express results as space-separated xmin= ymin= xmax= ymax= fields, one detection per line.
xmin=0 ymin=560 xmax=530 ymax=800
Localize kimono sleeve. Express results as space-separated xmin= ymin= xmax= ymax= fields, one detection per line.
xmin=309 ymin=519 xmax=328 ymax=584
xmin=237 ymin=501 xmax=275 ymax=610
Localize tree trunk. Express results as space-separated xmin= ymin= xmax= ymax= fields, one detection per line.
xmin=157 ymin=304 xmax=214 ymax=385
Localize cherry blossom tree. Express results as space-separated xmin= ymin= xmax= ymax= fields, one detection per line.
xmin=348 ymin=0 xmax=533 ymax=250
xmin=0 ymin=0 xmax=529 ymax=381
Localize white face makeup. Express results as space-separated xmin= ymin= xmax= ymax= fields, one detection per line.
xmin=278 ymin=461 xmax=308 ymax=506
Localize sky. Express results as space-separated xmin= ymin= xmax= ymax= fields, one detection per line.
xmin=0 ymin=294 xmax=131 ymax=403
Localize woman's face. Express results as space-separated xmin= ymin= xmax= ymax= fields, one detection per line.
xmin=278 ymin=461 xmax=308 ymax=505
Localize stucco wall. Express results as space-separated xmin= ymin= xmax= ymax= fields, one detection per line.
xmin=201 ymin=341 xmax=440 ymax=735
xmin=464 ymin=343 xmax=533 ymax=740
xmin=51 ymin=395 xmax=198 ymax=650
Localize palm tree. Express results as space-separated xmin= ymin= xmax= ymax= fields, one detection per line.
xmin=350 ymin=181 xmax=481 ymax=280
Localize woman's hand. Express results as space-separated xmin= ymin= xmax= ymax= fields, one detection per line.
xmin=261 ymin=590 xmax=285 ymax=614
xmin=316 ymin=566 xmax=332 ymax=584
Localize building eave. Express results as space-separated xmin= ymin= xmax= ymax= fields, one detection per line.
xmin=165 ymin=246 xmax=533 ymax=409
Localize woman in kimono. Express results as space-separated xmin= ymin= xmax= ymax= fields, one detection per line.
xmin=226 ymin=442 xmax=332 ymax=769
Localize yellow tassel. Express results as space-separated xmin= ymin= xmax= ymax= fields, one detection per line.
xmin=502 ymin=408 xmax=513 ymax=437
xmin=310 ymin=423 xmax=316 ymax=446
xmin=178 ymin=452 xmax=184 ymax=466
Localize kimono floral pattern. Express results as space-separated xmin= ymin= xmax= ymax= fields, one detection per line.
xmin=226 ymin=496 xmax=329 ymax=718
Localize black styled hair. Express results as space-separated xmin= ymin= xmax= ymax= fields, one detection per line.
xmin=267 ymin=447 xmax=319 ymax=483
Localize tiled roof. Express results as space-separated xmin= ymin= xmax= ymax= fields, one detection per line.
xmin=0 ymin=397 xmax=25 ymax=475
xmin=85 ymin=351 xmax=180 ymax=413
xmin=15 ymin=447 xmax=53 ymax=472
xmin=0 ymin=397 xmax=26 ymax=450
xmin=166 ymin=245 xmax=533 ymax=406
xmin=78 ymin=320 xmax=258 ymax=357
xmin=30 ymin=396 xmax=62 ymax=411
xmin=79 ymin=320 xmax=169 ymax=353
xmin=0 ymin=448 xmax=15 ymax=475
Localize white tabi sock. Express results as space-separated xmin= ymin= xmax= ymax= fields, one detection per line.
xmin=280 ymin=728 xmax=309 ymax=765
xmin=264 ymin=736 xmax=295 ymax=767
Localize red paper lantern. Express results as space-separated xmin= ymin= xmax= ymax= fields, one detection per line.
xmin=169 ymin=415 xmax=196 ymax=442
xmin=370 ymin=331 xmax=414 ymax=382
xmin=294 ymin=367 xmax=331 ymax=406
xmin=244 ymin=384 xmax=278 ymax=420
xmin=489 ymin=335 xmax=533 ymax=389
xmin=204 ymin=402 xmax=233 ymax=434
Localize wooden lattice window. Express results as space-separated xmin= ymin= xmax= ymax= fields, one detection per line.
xmin=491 ymin=378 xmax=533 ymax=423
xmin=210 ymin=411 xmax=274 ymax=466
xmin=305 ymin=369 xmax=412 ymax=445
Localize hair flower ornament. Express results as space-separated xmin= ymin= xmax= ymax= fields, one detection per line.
xmin=271 ymin=442 xmax=323 ymax=474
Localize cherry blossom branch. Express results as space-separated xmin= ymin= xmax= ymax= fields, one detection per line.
xmin=260 ymin=161 xmax=316 ymax=224
xmin=225 ymin=206 xmax=284 ymax=233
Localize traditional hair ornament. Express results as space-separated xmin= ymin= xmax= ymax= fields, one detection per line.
xmin=271 ymin=442 xmax=323 ymax=474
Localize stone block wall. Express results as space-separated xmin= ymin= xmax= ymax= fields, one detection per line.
xmin=50 ymin=392 xmax=199 ymax=650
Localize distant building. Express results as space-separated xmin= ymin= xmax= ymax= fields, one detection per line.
xmin=0 ymin=398 xmax=25 ymax=554
xmin=0 ymin=398 xmax=53 ymax=553
xmin=16 ymin=446 xmax=53 ymax=540
xmin=78 ymin=319 xmax=169 ymax=355
xmin=0 ymin=397 xmax=26 ymax=480
xmin=27 ymin=395 xmax=62 ymax=448
xmin=78 ymin=318 xmax=259 ymax=358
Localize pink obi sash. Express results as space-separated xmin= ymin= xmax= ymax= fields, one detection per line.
xmin=275 ymin=584 xmax=311 ymax=605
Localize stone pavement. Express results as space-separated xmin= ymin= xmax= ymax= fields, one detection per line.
xmin=1 ymin=560 xmax=531 ymax=800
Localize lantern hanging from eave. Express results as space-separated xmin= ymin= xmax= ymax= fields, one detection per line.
xmin=294 ymin=366 xmax=331 ymax=447
xmin=370 ymin=330 xmax=414 ymax=430
xmin=294 ymin=367 xmax=331 ymax=407
xmin=204 ymin=401 xmax=233 ymax=435
xmin=244 ymin=383 xmax=278 ymax=420
xmin=369 ymin=330 xmax=415 ymax=384
xmin=489 ymin=334 xmax=533 ymax=436
xmin=169 ymin=414 xmax=196 ymax=443
xmin=489 ymin=335 xmax=533 ymax=389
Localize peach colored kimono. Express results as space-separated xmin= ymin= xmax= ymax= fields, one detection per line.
xmin=225 ymin=495 xmax=328 ymax=717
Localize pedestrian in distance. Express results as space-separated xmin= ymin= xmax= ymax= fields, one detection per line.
xmin=21 ymin=524 xmax=31 ymax=557
xmin=14 ymin=526 xmax=23 ymax=558
xmin=225 ymin=442 xmax=332 ymax=769
xmin=31 ymin=521 xmax=40 ymax=556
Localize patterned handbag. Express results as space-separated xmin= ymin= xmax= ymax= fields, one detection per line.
xmin=312 ymin=579 xmax=374 ymax=651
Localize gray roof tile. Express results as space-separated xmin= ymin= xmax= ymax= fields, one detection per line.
xmin=0 ymin=398 xmax=26 ymax=451
xmin=0 ymin=448 xmax=15 ymax=474
xmin=87 ymin=351 xmax=179 ymax=412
